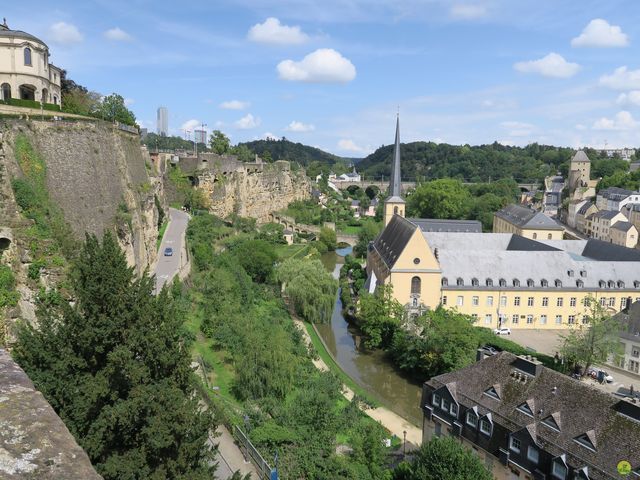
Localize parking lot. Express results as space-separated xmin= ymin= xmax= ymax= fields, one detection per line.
xmin=505 ymin=329 xmax=564 ymax=356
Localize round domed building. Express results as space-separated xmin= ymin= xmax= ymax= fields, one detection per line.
xmin=0 ymin=19 xmax=62 ymax=106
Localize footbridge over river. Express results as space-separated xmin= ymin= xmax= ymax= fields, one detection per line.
xmin=334 ymin=178 xmax=540 ymax=193
xmin=269 ymin=213 xmax=358 ymax=246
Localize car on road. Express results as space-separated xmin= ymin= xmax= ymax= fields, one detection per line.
xmin=493 ymin=327 xmax=511 ymax=335
xmin=163 ymin=247 xmax=174 ymax=257
xmin=586 ymin=367 xmax=614 ymax=383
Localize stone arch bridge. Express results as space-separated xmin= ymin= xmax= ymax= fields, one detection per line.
xmin=334 ymin=179 xmax=540 ymax=193
xmin=269 ymin=213 xmax=358 ymax=246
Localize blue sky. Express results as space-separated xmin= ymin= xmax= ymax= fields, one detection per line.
xmin=6 ymin=1 xmax=640 ymax=155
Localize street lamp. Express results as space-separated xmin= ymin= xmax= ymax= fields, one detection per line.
xmin=403 ymin=430 xmax=407 ymax=458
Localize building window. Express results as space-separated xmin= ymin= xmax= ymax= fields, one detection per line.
xmin=472 ymin=296 xmax=479 ymax=306
xmin=411 ymin=276 xmax=421 ymax=295
xmin=500 ymin=296 xmax=507 ymax=307
xmin=608 ymin=297 xmax=616 ymax=307
xmin=582 ymin=315 xmax=588 ymax=324
xmin=532 ymin=233 xmax=537 ymax=239
xmin=509 ymin=436 xmax=521 ymax=453
xmin=457 ymin=296 xmax=464 ymax=306
xmin=486 ymin=296 xmax=494 ymax=306
xmin=576 ymin=279 xmax=584 ymax=288
xmin=499 ymin=278 xmax=506 ymax=287
xmin=0 ymin=83 xmax=10 ymax=101
xmin=441 ymin=277 xmax=448 ymax=286
xmin=527 ymin=446 xmax=539 ymax=464
xmin=450 ymin=403 xmax=458 ymax=416
xmin=513 ymin=279 xmax=520 ymax=287
xmin=568 ymin=315 xmax=575 ymax=324
xmin=471 ymin=313 xmax=478 ymax=321
xmin=527 ymin=279 xmax=534 ymax=287
xmin=514 ymin=296 xmax=521 ymax=306
xmin=527 ymin=297 xmax=534 ymax=307
xmin=24 ymin=47 xmax=32 ymax=66
xmin=541 ymin=279 xmax=548 ymax=287
xmin=600 ymin=297 xmax=607 ymax=306
xmin=442 ymin=296 xmax=447 ymax=305
xmin=632 ymin=347 xmax=640 ymax=358
xmin=472 ymin=278 xmax=479 ymax=286
xmin=526 ymin=315 xmax=533 ymax=324
xmin=618 ymin=281 xmax=625 ymax=288
xmin=457 ymin=278 xmax=464 ymax=286
xmin=467 ymin=410 xmax=478 ymax=428
xmin=621 ymin=297 xmax=628 ymax=309
xmin=547 ymin=233 xmax=552 ymax=239
xmin=441 ymin=398 xmax=450 ymax=411
xmin=432 ymin=393 xmax=441 ymax=406
xmin=484 ymin=314 xmax=492 ymax=325
xmin=557 ymin=297 xmax=563 ymax=307
xmin=542 ymin=297 xmax=549 ymax=307
xmin=479 ymin=418 xmax=492 ymax=435
xmin=540 ymin=314 xmax=547 ymax=325
xmin=486 ymin=278 xmax=493 ymax=287
xmin=555 ymin=315 xmax=562 ymax=324
xmin=552 ymin=460 xmax=567 ymax=479
xmin=512 ymin=314 xmax=519 ymax=324
xmin=570 ymin=297 xmax=577 ymax=307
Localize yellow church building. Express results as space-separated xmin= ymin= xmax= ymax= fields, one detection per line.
xmin=365 ymin=118 xmax=640 ymax=330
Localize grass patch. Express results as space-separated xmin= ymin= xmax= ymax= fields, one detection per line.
xmin=274 ymin=243 xmax=310 ymax=261
xmin=156 ymin=220 xmax=169 ymax=249
xmin=339 ymin=225 xmax=362 ymax=235
xmin=303 ymin=320 xmax=379 ymax=408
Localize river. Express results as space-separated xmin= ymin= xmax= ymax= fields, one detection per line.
xmin=318 ymin=247 xmax=423 ymax=426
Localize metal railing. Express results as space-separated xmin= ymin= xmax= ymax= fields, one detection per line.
xmin=233 ymin=426 xmax=276 ymax=479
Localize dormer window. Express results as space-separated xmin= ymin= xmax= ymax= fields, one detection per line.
xmin=576 ymin=279 xmax=584 ymax=288
xmin=486 ymin=278 xmax=493 ymax=287
xmin=457 ymin=278 xmax=464 ymax=286
xmin=479 ymin=415 xmax=493 ymax=436
xmin=24 ymin=47 xmax=32 ymax=66
xmin=635 ymin=281 xmax=640 ymax=288
xmin=509 ymin=436 xmax=521 ymax=454
xmin=542 ymin=414 xmax=561 ymax=432
xmin=472 ymin=278 xmax=479 ymax=286
xmin=441 ymin=277 xmax=448 ymax=286
xmin=574 ymin=432 xmax=597 ymax=452
xmin=599 ymin=280 xmax=606 ymax=288
xmin=466 ymin=409 xmax=478 ymax=428
xmin=555 ymin=279 xmax=562 ymax=287
xmin=527 ymin=279 xmax=534 ymax=287
xmin=513 ymin=279 xmax=520 ymax=287
xmin=442 ymin=397 xmax=450 ymax=412
xmin=483 ymin=386 xmax=500 ymax=400
xmin=541 ymin=279 xmax=548 ymax=287
xmin=580 ymin=270 xmax=587 ymax=277
xmin=527 ymin=446 xmax=539 ymax=464
xmin=567 ymin=270 xmax=574 ymax=277
xmin=516 ymin=401 xmax=534 ymax=417
xmin=431 ymin=393 xmax=441 ymax=406
xmin=499 ymin=278 xmax=506 ymax=287
xmin=618 ymin=281 xmax=625 ymax=288
xmin=608 ymin=280 xmax=615 ymax=288
xmin=450 ymin=403 xmax=458 ymax=416
xmin=552 ymin=455 xmax=568 ymax=479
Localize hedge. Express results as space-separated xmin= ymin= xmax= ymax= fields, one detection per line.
xmin=0 ymin=98 xmax=61 ymax=111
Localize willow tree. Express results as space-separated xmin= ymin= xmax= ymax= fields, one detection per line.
xmin=276 ymin=258 xmax=337 ymax=323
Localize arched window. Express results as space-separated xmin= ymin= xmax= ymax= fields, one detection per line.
xmin=499 ymin=278 xmax=506 ymax=287
xmin=608 ymin=280 xmax=615 ymax=288
xmin=472 ymin=278 xmax=479 ymax=287
xmin=576 ymin=280 xmax=584 ymax=288
xmin=394 ymin=206 xmax=398 ymax=214
xmin=547 ymin=233 xmax=552 ymax=239
xmin=457 ymin=277 xmax=464 ymax=286
xmin=513 ymin=279 xmax=520 ymax=287
xmin=527 ymin=279 xmax=534 ymax=287
xmin=441 ymin=277 xmax=448 ymax=286
xmin=486 ymin=278 xmax=493 ymax=287
xmin=532 ymin=233 xmax=537 ymax=239
xmin=599 ymin=280 xmax=606 ymax=288
xmin=541 ymin=279 xmax=548 ymax=287
xmin=24 ymin=47 xmax=32 ymax=66
xmin=635 ymin=280 xmax=640 ymax=288
xmin=617 ymin=281 xmax=624 ymax=288
xmin=555 ymin=279 xmax=562 ymax=288
xmin=411 ymin=276 xmax=421 ymax=295
xmin=1 ymin=83 xmax=10 ymax=101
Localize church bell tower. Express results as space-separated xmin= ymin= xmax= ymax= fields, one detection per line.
xmin=383 ymin=115 xmax=405 ymax=227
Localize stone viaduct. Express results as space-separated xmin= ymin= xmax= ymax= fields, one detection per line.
xmin=333 ymin=179 xmax=540 ymax=193
xmin=268 ymin=213 xmax=358 ymax=246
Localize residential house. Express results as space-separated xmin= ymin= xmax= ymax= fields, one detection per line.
xmin=422 ymin=351 xmax=640 ymax=479
xmin=610 ymin=300 xmax=640 ymax=378
xmin=543 ymin=175 xmax=564 ymax=215
xmin=493 ymin=204 xmax=564 ymax=240
xmin=595 ymin=187 xmax=640 ymax=212
xmin=610 ymin=221 xmax=638 ymax=249
xmin=567 ymin=199 xmax=587 ymax=229
xmin=575 ymin=201 xmax=598 ymax=235
xmin=364 ymin=197 xmax=379 ymax=217
xmin=623 ymin=203 xmax=640 ymax=233
xmin=587 ymin=210 xmax=628 ymax=242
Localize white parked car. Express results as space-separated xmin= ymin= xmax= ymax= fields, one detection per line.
xmin=493 ymin=327 xmax=511 ymax=335
xmin=587 ymin=368 xmax=614 ymax=383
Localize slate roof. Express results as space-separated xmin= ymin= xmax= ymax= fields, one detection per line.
xmin=577 ymin=201 xmax=595 ymax=215
xmin=580 ymin=238 xmax=640 ymax=262
xmin=570 ymin=150 xmax=591 ymax=163
xmin=372 ymin=215 xmax=417 ymax=268
xmin=590 ymin=210 xmax=623 ymax=220
xmin=611 ymin=221 xmax=636 ymax=232
xmin=426 ymin=352 xmax=640 ymax=479
xmin=599 ymin=187 xmax=638 ymax=199
xmin=495 ymin=204 xmax=564 ymax=230
xmin=407 ymin=218 xmax=482 ymax=233
xmin=614 ymin=300 xmax=640 ymax=341
xmin=0 ymin=23 xmax=47 ymax=46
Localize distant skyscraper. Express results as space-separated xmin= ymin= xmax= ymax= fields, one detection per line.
xmin=194 ymin=129 xmax=207 ymax=144
xmin=157 ymin=107 xmax=168 ymax=136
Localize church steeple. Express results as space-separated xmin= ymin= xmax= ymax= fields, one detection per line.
xmin=383 ymin=114 xmax=405 ymax=227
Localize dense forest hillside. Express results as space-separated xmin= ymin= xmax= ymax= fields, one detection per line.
xmin=240 ymin=138 xmax=354 ymax=166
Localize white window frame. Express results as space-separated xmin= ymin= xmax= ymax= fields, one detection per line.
xmin=457 ymin=296 xmax=464 ymax=306
xmin=527 ymin=446 xmax=539 ymax=464
xmin=479 ymin=418 xmax=492 ymax=436
xmin=542 ymin=297 xmax=548 ymax=307
xmin=540 ymin=315 xmax=547 ymax=325
xmin=555 ymin=315 xmax=562 ymax=325
xmin=557 ymin=297 xmax=563 ymax=307
xmin=486 ymin=296 xmax=494 ymax=307
xmin=527 ymin=297 xmax=534 ymax=307
xmin=472 ymin=296 xmax=479 ymax=306
xmin=509 ymin=436 xmax=521 ymax=453
xmin=432 ymin=393 xmax=441 ymax=406
xmin=500 ymin=296 xmax=507 ymax=307
xmin=552 ymin=460 xmax=567 ymax=479
xmin=514 ymin=296 xmax=521 ymax=306
xmin=466 ymin=411 xmax=478 ymax=428
xmin=570 ymin=297 xmax=577 ymax=307
xmin=526 ymin=315 xmax=533 ymax=324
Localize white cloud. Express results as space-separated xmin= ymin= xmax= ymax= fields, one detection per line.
xmin=49 ymin=22 xmax=83 ymax=45
xmin=219 ymin=100 xmax=250 ymax=110
xmin=277 ymin=48 xmax=356 ymax=83
xmin=285 ymin=121 xmax=315 ymax=132
xmin=248 ymin=17 xmax=309 ymax=45
xmin=337 ymin=139 xmax=366 ymax=153
xmin=571 ymin=19 xmax=628 ymax=48
xmin=450 ymin=4 xmax=487 ymax=19
xmin=575 ymin=124 xmax=587 ymax=131
xmin=235 ymin=113 xmax=261 ymax=129
xmin=124 ymin=98 xmax=135 ymax=106
xmin=513 ymin=53 xmax=580 ymax=78
xmin=500 ymin=121 xmax=534 ymax=137
xmin=181 ymin=119 xmax=201 ymax=132
xmin=600 ymin=66 xmax=640 ymax=90
xmin=104 ymin=27 xmax=133 ymax=42
xmin=592 ymin=111 xmax=638 ymax=130
xmin=617 ymin=91 xmax=640 ymax=107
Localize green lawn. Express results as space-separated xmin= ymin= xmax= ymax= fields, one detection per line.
xmin=339 ymin=225 xmax=362 ymax=235
xmin=156 ymin=220 xmax=169 ymax=249
xmin=274 ymin=243 xmax=310 ymax=261
xmin=303 ymin=321 xmax=379 ymax=408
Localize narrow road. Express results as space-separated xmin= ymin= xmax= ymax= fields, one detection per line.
xmin=154 ymin=208 xmax=190 ymax=293
xmin=153 ymin=208 xmax=258 ymax=479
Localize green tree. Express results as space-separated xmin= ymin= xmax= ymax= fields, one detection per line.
xmin=319 ymin=226 xmax=337 ymax=251
xmin=354 ymin=220 xmax=381 ymax=258
xmin=61 ymin=89 xmax=101 ymax=116
xmin=209 ymin=130 xmax=230 ymax=154
xmin=98 ymin=93 xmax=136 ymax=126
xmin=393 ymin=437 xmax=492 ymax=480
xmin=14 ymin=233 xmax=216 ymax=480
xmin=560 ymin=296 xmax=622 ymax=374
xmin=358 ymin=284 xmax=404 ymax=348
xmin=230 ymin=144 xmax=254 ymax=162
xmin=0 ymin=265 xmax=19 ymax=309
xmin=257 ymin=222 xmax=285 ymax=244
xmin=230 ymin=239 xmax=277 ymax=283
xmin=470 ymin=193 xmax=507 ymax=231
xmin=408 ymin=179 xmax=472 ymax=219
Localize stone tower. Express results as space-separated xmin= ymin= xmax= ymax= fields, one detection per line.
xmin=568 ymin=150 xmax=591 ymax=194
xmin=383 ymin=115 xmax=406 ymax=227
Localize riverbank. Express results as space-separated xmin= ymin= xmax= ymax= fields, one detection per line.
xmin=292 ymin=314 xmax=422 ymax=450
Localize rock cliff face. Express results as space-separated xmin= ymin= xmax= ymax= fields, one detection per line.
xmin=0 ymin=120 xmax=163 ymax=271
xmin=196 ymin=158 xmax=310 ymax=222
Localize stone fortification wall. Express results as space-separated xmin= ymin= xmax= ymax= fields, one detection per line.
xmin=0 ymin=120 xmax=164 ymax=272
xmin=196 ymin=159 xmax=310 ymax=222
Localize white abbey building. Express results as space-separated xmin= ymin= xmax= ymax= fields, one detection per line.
xmin=0 ymin=19 xmax=62 ymax=106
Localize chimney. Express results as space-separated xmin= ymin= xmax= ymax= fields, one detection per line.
xmin=513 ymin=355 xmax=544 ymax=377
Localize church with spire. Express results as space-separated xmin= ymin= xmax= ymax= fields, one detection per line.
xmin=365 ymin=117 xmax=640 ymax=328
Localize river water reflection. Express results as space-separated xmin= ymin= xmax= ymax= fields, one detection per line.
xmin=317 ymin=248 xmax=423 ymax=426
